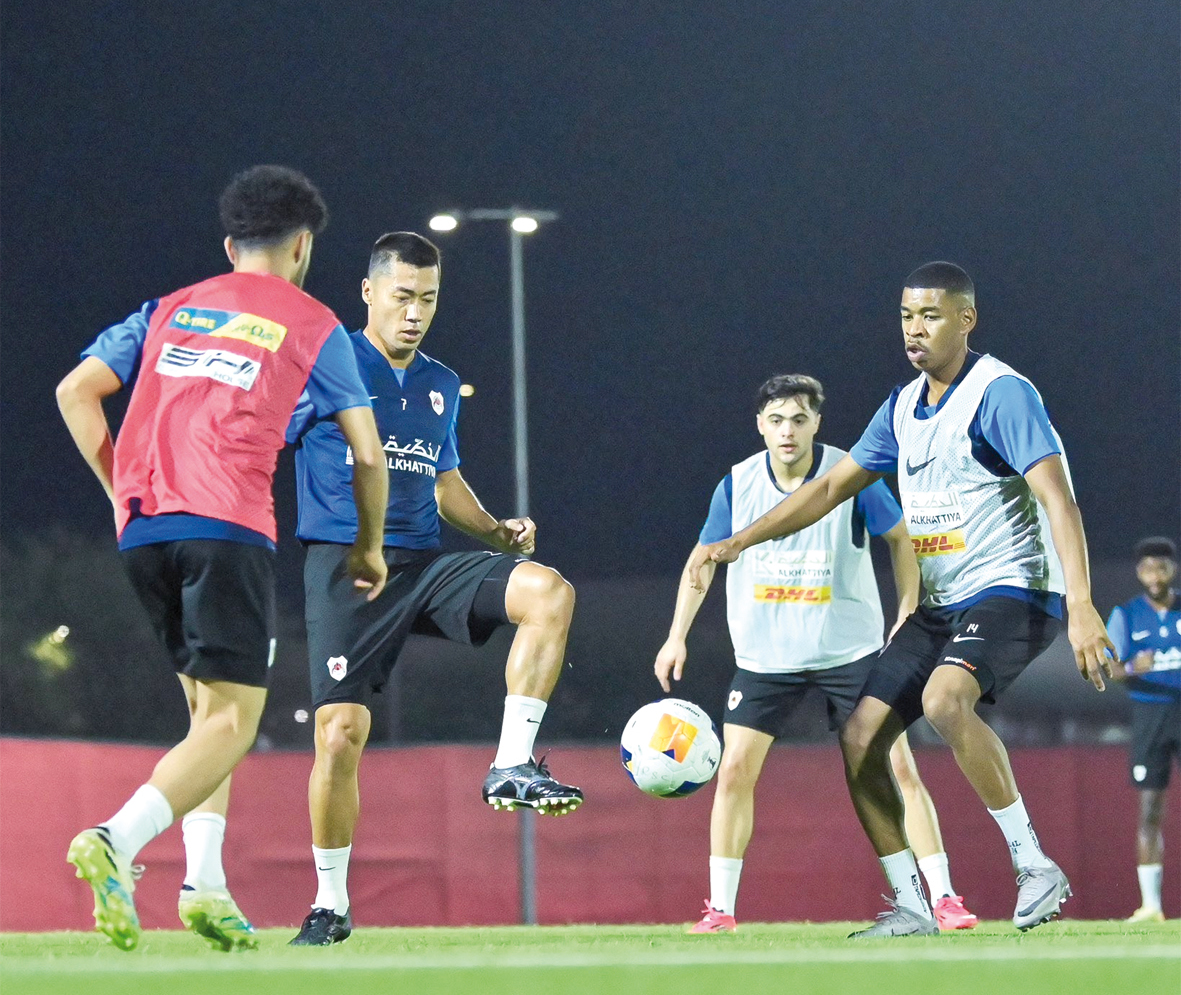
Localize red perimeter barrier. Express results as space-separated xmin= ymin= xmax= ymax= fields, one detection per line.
xmin=1 ymin=737 xmax=1176 ymax=931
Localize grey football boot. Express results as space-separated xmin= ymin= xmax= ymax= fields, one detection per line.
xmin=848 ymin=898 xmax=940 ymax=938
xmin=1013 ymin=861 xmax=1071 ymax=931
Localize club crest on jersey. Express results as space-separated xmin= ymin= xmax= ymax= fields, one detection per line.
xmin=429 ymin=390 xmax=445 ymax=415
xmin=327 ymin=656 xmax=348 ymax=681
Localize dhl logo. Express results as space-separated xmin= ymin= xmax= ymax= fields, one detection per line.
xmin=753 ymin=585 xmax=832 ymax=604
xmin=649 ymin=712 xmax=699 ymax=763
xmin=911 ymin=531 xmax=967 ymax=557
xmin=171 ymin=309 xmax=288 ymax=353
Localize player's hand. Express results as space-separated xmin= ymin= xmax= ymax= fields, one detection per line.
xmin=1067 ymin=601 xmax=1117 ymax=691
xmin=1130 ymin=650 xmax=1156 ymax=675
xmin=688 ymin=540 xmax=739 ymax=590
xmin=492 ymin=517 xmax=536 ymax=555
xmin=347 ymin=545 xmax=388 ymax=601
xmin=654 ymin=638 xmax=688 ymax=693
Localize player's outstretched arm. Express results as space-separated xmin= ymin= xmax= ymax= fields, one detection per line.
xmin=881 ymin=519 xmax=921 ymax=639
xmin=56 ymin=356 xmax=123 ymax=513
xmin=334 ymin=405 xmax=389 ymax=600
xmin=655 ymin=545 xmax=717 ymax=692
xmin=688 ymin=455 xmax=878 ymax=589
xmin=1024 ymin=455 xmax=1115 ymax=690
xmin=435 ymin=468 xmax=535 ymax=555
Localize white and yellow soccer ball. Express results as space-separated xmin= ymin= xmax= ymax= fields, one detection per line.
xmin=620 ymin=698 xmax=722 ymax=797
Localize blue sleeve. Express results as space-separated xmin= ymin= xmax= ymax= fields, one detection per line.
xmin=81 ymin=300 xmax=157 ymax=385
xmin=855 ymin=479 xmax=903 ymax=537
xmin=305 ymin=325 xmax=372 ymax=417
xmin=698 ymin=475 xmax=733 ymax=544
xmin=977 ymin=377 xmax=1061 ymax=475
xmin=849 ymin=389 xmax=901 ymax=473
xmin=437 ymin=394 xmax=460 ymax=473
xmin=1106 ymin=605 xmax=1131 ymax=661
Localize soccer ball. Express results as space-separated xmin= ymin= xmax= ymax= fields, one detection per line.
xmin=620 ymin=698 xmax=722 ymax=797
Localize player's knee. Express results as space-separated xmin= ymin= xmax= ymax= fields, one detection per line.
xmin=315 ymin=709 xmax=369 ymax=765
xmin=717 ymin=749 xmax=759 ymax=793
xmin=920 ymin=686 xmax=971 ymax=737
xmin=839 ymin=714 xmax=876 ymax=773
xmin=512 ymin=564 xmax=575 ymax=626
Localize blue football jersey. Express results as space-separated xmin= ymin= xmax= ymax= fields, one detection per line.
xmin=1107 ymin=595 xmax=1181 ymax=703
xmin=291 ymin=332 xmax=460 ymax=547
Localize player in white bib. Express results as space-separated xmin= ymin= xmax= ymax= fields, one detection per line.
xmin=691 ymin=263 xmax=1115 ymax=936
xmin=655 ymin=374 xmax=977 ymax=933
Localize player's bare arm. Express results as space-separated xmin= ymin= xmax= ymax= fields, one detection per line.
xmin=688 ymin=455 xmax=879 ymax=590
xmin=55 ymin=356 xmax=123 ymax=510
xmin=334 ymin=405 xmax=389 ymax=600
xmin=655 ymin=545 xmax=717 ymax=692
xmin=1023 ymin=454 xmax=1115 ymax=690
xmin=435 ymin=467 xmax=536 ymax=555
xmin=881 ymin=519 xmax=921 ymax=640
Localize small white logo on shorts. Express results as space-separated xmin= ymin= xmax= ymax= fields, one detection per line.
xmin=429 ymin=390 xmax=445 ymax=415
xmin=728 ymin=690 xmax=743 ymax=710
xmin=327 ymin=656 xmax=348 ymax=681
xmin=1133 ymin=764 xmax=1147 ymax=782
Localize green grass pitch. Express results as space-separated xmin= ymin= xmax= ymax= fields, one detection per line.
xmin=2 ymin=921 xmax=1177 ymax=995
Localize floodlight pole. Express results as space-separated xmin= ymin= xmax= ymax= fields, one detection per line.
xmin=428 ymin=207 xmax=558 ymax=926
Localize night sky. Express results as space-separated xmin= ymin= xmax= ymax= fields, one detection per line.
xmin=3 ymin=1 xmax=1178 ymax=582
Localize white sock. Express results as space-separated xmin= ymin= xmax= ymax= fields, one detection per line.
xmin=101 ymin=784 xmax=174 ymax=861
xmin=1137 ymin=863 xmax=1163 ymax=911
xmin=181 ymin=813 xmax=227 ymax=892
xmin=880 ymin=849 xmax=932 ymax=917
xmin=708 ymin=856 xmax=743 ymax=916
xmin=493 ymin=695 xmax=546 ymax=768
xmin=987 ymin=795 xmax=1054 ymax=871
xmin=312 ymin=845 xmax=351 ymax=914
xmin=917 ymin=852 xmax=955 ymax=900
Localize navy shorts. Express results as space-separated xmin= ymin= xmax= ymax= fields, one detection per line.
xmin=121 ymin=539 xmax=276 ymax=687
xmin=1130 ymin=698 xmax=1181 ymax=790
xmin=724 ymin=654 xmax=877 ymax=737
xmin=860 ymin=596 xmax=1062 ymax=727
xmin=305 ymin=543 xmax=521 ymax=708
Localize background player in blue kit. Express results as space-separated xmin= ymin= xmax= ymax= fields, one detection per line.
xmin=1106 ymin=536 xmax=1180 ymax=922
xmin=690 ymin=262 xmax=1115 ymax=936
xmin=656 ymin=374 xmax=977 ymax=933
xmin=287 ymin=232 xmax=581 ymax=945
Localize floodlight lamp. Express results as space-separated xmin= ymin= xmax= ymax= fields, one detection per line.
xmin=511 ymin=216 xmax=539 ymax=234
xmin=429 ymin=214 xmax=459 ymax=232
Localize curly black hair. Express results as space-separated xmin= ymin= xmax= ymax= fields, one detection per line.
xmin=218 ymin=165 xmax=328 ymax=248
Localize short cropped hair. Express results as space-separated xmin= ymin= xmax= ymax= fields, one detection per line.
xmin=904 ymin=261 xmax=975 ymax=299
xmin=1134 ymin=536 xmax=1177 ymax=561
xmin=218 ymin=165 xmax=328 ymax=248
xmin=369 ymin=231 xmax=441 ymax=276
xmin=756 ymin=374 xmax=825 ymax=414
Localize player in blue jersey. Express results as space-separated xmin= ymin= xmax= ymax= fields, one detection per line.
xmin=689 ymin=262 xmax=1114 ymax=936
xmin=656 ymin=374 xmax=977 ymax=933
xmin=1106 ymin=536 xmax=1180 ymax=922
xmin=287 ymin=232 xmax=581 ymax=945
xmin=55 ymin=166 xmax=388 ymax=952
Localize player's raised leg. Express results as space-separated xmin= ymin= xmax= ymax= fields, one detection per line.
xmin=689 ymin=723 xmax=774 ymax=932
xmin=290 ymin=701 xmax=370 ymax=945
xmin=483 ymin=561 xmax=583 ymax=814
xmin=920 ymin=664 xmax=1069 ymax=930
xmin=889 ymin=732 xmax=977 ymax=930
xmin=840 ymin=697 xmax=938 ymax=937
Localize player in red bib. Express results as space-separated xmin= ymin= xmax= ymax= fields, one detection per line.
xmin=56 ymin=165 xmax=389 ymax=952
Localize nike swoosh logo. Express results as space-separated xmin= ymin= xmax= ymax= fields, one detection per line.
xmin=952 ymin=635 xmax=984 ymax=642
xmin=1132 ymin=631 xmax=1151 ymax=640
xmin=525 ymin=718 xmax=541 ymax=724
xmin=1017 ymin=883 xmax=1063 ymax=917
xmin=905 ymin=456 xmax=936 ymax=475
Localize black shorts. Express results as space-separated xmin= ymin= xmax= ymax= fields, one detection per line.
xmin=860 ymin=596 xmax=1062 ymax=728
xmin=305 ymin=543 xmax=521 ymax=707
xmin=1130 ymin=698 xmax=1181 ymax=790
xmin=724 ymin=654 xmax=877 ymax=737
xmin=121 ymin=539 xmax=276 ymax=687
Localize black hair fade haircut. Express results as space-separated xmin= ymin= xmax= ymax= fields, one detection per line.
xmin=756 ymin=374 xmax=825 ymax=414
xmin=369 ymin=231 xmax=441 ymax=277
xmin=218 ymin=165 xmax=328 ymax=248
xmin=904 ymin=261 xmax=975 ymax=299
xmin=1134 ymin=536 xmax=1177 ymax=561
